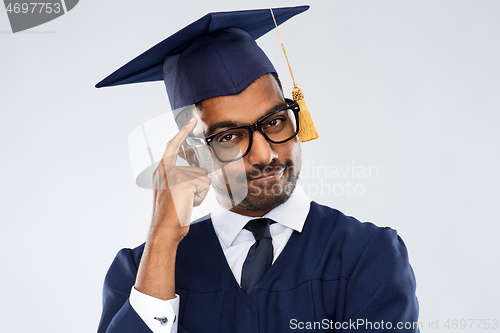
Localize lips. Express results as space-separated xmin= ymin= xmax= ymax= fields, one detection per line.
xmin=249 ymin=169 xmax=285 ymax=182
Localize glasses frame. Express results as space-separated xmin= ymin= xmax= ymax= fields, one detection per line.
xmin=204 ymin=98 xmax=300 ymax=163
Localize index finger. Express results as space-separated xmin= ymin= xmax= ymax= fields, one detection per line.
xmin=161 ymin=117 xmax=198 ymax=166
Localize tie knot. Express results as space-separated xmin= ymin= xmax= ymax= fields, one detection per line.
xmin=244 ymin=218 xmax=274 ymax=241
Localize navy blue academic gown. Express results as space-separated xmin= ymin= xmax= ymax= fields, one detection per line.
xmin=98 ymin=202 xmax=419 ymax=332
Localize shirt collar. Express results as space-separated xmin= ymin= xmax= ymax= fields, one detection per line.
xmin=211 ymin=184 xmax=311 ymax=248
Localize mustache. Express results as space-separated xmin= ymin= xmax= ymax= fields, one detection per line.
xmin=234 ymin=159 xmax=295 ymax=183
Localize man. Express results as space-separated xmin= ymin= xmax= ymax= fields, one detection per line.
xmin=96 ymin=6 xmax=419 ymax=333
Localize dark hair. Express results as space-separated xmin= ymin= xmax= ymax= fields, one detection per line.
xmin=270 ymin=72 xmax=284 ymax=96
xmin=195 ymin=72 xmax=283 ymax=109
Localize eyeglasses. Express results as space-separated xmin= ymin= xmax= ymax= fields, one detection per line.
xmin=201 ymin=98 xmax=300 ymax=163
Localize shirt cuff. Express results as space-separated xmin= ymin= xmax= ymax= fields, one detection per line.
xmin=129 ymin=286 xmax=179 ymax=333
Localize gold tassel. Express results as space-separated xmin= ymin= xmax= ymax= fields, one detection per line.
xmin=270 ymin=8 xmax=318 ymax=143
xmin=293 ymin=86 xmax=318 ymax=142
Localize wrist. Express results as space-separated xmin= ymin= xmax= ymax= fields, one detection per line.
xmin=147 ymin=227 xmax=185 ymax=249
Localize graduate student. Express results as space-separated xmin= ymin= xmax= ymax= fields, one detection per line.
xmin=96 ymin=6 xmax=419 ymax=333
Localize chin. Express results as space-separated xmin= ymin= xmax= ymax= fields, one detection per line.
xmin=239 ymin=172 xmax=299 ymax=211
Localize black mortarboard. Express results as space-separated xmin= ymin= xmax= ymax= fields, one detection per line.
xmin=95 ymin=6 xmax=309 ymax=114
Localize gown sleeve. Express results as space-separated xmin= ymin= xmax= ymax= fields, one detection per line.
xmin=343 ymin=228 xmax=420 ymax=332
xmin=97 ymin=248 xmax=190 ymax=333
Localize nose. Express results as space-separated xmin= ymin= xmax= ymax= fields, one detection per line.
xmin=246 ymin=131 xmax=278 ymax=165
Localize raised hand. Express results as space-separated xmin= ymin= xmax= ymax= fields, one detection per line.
xmin=151 ymin=117 xmax=211 ymax=239
xmin=135 ymin=117 xmax=211 ymax=300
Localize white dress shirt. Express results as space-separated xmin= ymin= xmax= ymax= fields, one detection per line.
xmin=129 ymin=185 xmax=311 ymax=333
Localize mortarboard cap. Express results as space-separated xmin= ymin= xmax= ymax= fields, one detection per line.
xmin=95 ymin=5 xmax=309 ymax=115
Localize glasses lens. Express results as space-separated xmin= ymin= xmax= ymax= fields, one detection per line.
xmin=262 ymin=108 xmax=298 ymax=143
xmin=210 ymin=128 xmax=249 ymax=162
xmin=208 ymin=106 xmax=299 ymax=162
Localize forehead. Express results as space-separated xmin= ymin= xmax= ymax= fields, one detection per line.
xmin=194 ymin=75 xmax=285 ymax=132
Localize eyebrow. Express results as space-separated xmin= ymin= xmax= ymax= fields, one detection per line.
xmin=205 ymin=101 xmax=288 ymax=136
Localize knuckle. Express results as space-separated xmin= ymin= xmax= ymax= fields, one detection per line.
xmin=168 ymin=169 xmax=183 ymax=181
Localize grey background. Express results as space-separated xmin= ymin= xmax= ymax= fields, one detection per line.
xmin=1 ymin=0 xmax=499 ymax=332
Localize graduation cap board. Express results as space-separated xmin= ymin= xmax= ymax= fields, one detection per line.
xmin=96 ymin=6 xmax=308 ymax=109
xmin=96 ymin=5 xmax=317 ymax=190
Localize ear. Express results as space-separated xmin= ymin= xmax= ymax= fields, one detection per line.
xmin=179 ymin=143 xmax=200 ymax=167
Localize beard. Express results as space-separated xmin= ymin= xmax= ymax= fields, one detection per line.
xmin=215 ymin=158 xmax=301 ymax=212
xmin=241 ymin=159 xmax=300 ymax=211
xmin=209 ymin=141 xmax=302 ymax=212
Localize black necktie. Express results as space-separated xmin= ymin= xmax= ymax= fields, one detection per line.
xmin=241 ymin=218 xmax=274 ymax=295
